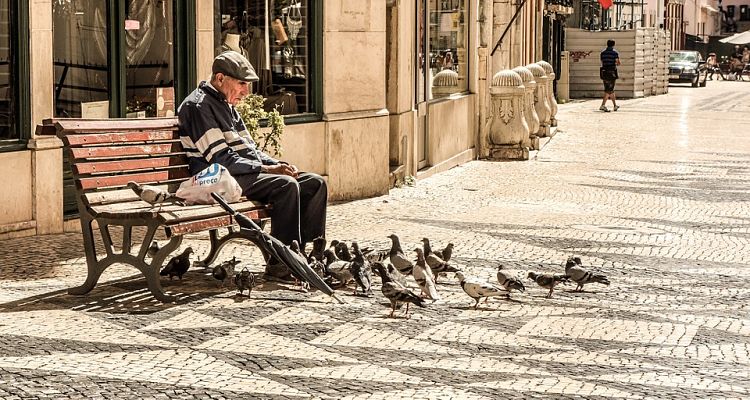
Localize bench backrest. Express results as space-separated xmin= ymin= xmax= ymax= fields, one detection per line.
xmin=53 ymin=118 xmax=190 ymax=210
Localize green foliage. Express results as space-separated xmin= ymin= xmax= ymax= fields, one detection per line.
xmin=235 ymin=94 xmax=285 ymax=156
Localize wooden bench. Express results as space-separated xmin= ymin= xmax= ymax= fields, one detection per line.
xmin=42 ymin=118 xmax=271 ymax=303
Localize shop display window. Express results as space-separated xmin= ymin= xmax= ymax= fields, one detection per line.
xmin=216 ymin=0 xmax=311 ymax=115
xmin=0 ymin=0 xmax=15 ymax=140
xmin=418 ymin=0 xmax=468 ymax=100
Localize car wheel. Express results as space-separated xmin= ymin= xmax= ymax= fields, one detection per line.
xmin=691 ymin=75 xmax=699 ymax=87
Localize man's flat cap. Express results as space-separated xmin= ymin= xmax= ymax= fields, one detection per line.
xmin=212 ymin=51 xmax=259 ymax=82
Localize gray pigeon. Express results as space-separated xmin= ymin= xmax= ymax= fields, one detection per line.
xmin=439 ymin=243 xmax=454 ymax=263
xmin=234 ymin=267 xmax=256 ymax=296
xmin=413 ymin=248 xmax=440 ymax=301
xmin=307 ymin=237 xmax=327 ymax=263
xmin=349 ymin=242 xmax=373 ymax=296
xmin=126 ymin=181 xmax=182 ymax=211
xmin=528 ymin=271 xmax=570 ymax=298
xmin=386 ymin=234 xmax=414 ymax=275
xmin=496 ymin=265 xmax=525 ymax=297
xmin=565 ymin=256 xmax=610 ymax=292
xmin=212 ymin=256 xmax=240 ymax=287
xmin=421 ymin=238 xmax=459 ymax=283
xmin=456 ymin=271 xmax=509 ymax=309
xmin=160 ymin=247 xmax=193 ymax=280
xmin=335 ymin=242 xmax=352 ymax=262
xmin=372 ymin=263 xmax=426 ymax=318
xmin=147 ymin=241 xmax=160 ymax=258
xmin=324 ymin=249 xmax=353 ymax=287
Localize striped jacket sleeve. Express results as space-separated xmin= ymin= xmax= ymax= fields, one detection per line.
xmin=178 ymin=103 xmax=263 ymax=177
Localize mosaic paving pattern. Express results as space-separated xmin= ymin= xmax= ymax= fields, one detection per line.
xmin=0 ymin=82 xmax=749 ymax=398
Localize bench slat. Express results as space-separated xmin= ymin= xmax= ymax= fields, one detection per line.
xmin=83 ymin=187 xmax=160 ymax=206
xmin=55 ymin=118 xmax=179 ymax=132
xmin=69 ymin=143 xmax=178 ymax=159
xmin=165 ymin=209 xmax=270 ymax=236
xmin=89 ymin=200 xmax=268 ymax=226
xmin=74 ymin=156 xmax=188 ymax=175
xmin=64 ymin=131 xmax=178 ymax=146
xmin=78 ymin=170 xmax=190 ymax=190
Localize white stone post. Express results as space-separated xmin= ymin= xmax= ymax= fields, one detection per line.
xmin=487 ymin=70 xmax=529 ymax=160
xmin=512 ymin=66 xmax=540 ymax=150
xmin=526 ymin=63 xmax=551 ymax=137
xmin=537 ymin=60 xmax=558 ymax=127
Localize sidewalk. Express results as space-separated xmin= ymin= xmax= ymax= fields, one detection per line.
xmin=0 ymin=81 xmax=749 ymax=399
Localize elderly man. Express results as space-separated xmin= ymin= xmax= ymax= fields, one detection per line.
xmin=177 ymin=51 xmax=327 ymax=281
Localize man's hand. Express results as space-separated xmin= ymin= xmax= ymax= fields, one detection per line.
xmin=261 ymin=163 xmax=299 ymax=178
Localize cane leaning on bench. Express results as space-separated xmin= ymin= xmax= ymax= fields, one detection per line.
xmin=46 ymin=118 xmax=272 ymax=303
xmin=177 ymin=50 xmax=328 ymax=283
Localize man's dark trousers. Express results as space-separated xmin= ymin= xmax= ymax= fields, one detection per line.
xmin=234 ymin=172 xmax=327 ymax=248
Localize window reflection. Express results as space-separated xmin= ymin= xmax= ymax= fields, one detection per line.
xmin=429 ymin=0 xmax=468 ymax=99
xmin=0 ymin=0 xmax=15 ymax=139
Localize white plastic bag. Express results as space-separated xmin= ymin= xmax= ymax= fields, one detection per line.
xmin=176 ymin=164 xmax=242 ymax=205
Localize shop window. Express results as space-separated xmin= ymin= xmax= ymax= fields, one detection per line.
xmin=740 ymin=5 xmax=750 ymax=21
xmin=53 ymin=0 xmax=184 ymax=118
xmin=428 ymin=0 xmax=468 ymax=99
xmin=0 ymin=0 xmax=29 ymax=146
xmin=216 ymin=0 xmax=316 ymax=115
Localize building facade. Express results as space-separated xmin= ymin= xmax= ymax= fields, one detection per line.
xmin=0 ymin=0 xmax=548 ymax=239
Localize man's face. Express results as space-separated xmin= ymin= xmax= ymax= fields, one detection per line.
xmin=215 ymin=73 xmax=250 ymax=106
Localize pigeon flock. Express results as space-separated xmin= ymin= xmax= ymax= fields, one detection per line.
xmin=154 ymin=233 xmax=610 ymax=317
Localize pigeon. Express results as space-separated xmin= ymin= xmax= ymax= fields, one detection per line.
xmin=234 ymin=267 xmax=256 ymax=296
xmin=381 ymin=261 xmax=409 ymax=287
xmin=324 ymin=249 xmax=352 ymax=286
xmin=307 ymin=237 xmax=327 ymax=263
xmin=528 ymin=271 xmax=570 ymax=298
xmin=335 ymin=241 xmax=352 ymax=261
xmin=126 ymin=181 xmax=182 ymax=211
xmin=147 ymin=241 xmax=160 ymax=258
xmin=455 ymin=271 xmax=509 ymax=309
xmin=496 ymin=265 xmax=526 ymax=297
xmin=421 ymin=238 xmax=459 ymax=283
xmin=372 ymin=262 xmax=426 ymax=318
xmin=386 ymin=234 xmax=414 ymax=275
xmin=439 ymin=243 xmax=454 ymax=263
xmin=212 ymin=256 xmax=240 ymax=287
xmin=349 ymin=242 xmax=373 ymax=296
xmin=565 ymin=256 xmax=610 ymax=292
xmin=413 ymin=248 xmax=440 ymax=300
xmin=160 ymin=247 xmax=193 ymax=280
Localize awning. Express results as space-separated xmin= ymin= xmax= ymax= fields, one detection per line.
xmin=702 ymin=5 xmax=719 ymax=13
xmin=720 ymin=30 xmax=750 ymax=44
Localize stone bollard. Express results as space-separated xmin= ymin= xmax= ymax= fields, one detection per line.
xmin=432 ymin=69 xmax=459 ymax=98
xmin=512 ymin=66 xmax=541 ymax=150
xmin=487 ymin=69 xmax=529 ymax=160
xmin=526 ymin=63 xmax=551 ymax=137
xmin=537 ymin=60 xmax=558 ymax=127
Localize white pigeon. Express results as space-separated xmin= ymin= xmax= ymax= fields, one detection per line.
xmin=456 ymin=271 xmax=508 ymax=310
xmin=413 ymin=248 xmax=440 ymax=301
xmin=455 ymin=271 xmax=509 ymax=309
xmin=496 ymin=265 xmax=526 ymax=296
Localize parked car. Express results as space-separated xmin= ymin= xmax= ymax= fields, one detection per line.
xmin=668 ymin=50 xmax=708 ymax=87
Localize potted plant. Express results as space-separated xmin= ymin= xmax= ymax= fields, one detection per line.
xmin=235 ymin=93 xmax=285 ymax=156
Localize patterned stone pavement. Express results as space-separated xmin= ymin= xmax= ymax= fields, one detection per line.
xmin=1 ymin=81 xmax=749 ymax=399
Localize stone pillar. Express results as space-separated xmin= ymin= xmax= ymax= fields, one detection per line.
xmin=537 ymin=60 xmax=558 ymax=127
xmin=432 ymin=69 xmax=460 ymax=99
xmin=512 ymin=66 xmax=540 ymax=150
xmin=525 ymin=63 xmax=550 ymax=137
xmin=487 ymin=70 xmax=529 ymax=160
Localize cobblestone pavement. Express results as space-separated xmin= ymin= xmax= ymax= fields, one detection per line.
xmin=1 ymin=81 xmax=750 ymax=399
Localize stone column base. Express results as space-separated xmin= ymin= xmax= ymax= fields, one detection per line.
xmin=529 ymin=136 xmax=541 ymax=151
xmin=537 ymin=125 xmax=551 ymax=137
xmin=489 ymin=145 xmax=529 ymax=161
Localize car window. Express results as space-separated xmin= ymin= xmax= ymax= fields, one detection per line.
xmin=670 ymin=52 xmax=698 ymax=63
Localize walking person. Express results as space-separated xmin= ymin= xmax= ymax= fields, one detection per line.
xmin=599 ymin=39 xmax=621 ymax=112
